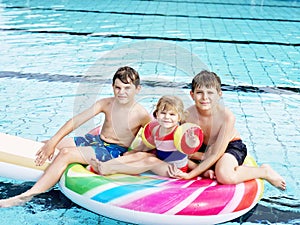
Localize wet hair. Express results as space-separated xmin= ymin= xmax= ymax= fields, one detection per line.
xmin=191 ymin=70 xmax=222 ymax=92
xmin=153 ymin=95 xmax=187 ymax=124
xmin=112 ymin=66 xmax=140 ymax=87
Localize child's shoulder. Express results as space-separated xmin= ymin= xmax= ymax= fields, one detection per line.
xmin=94 ymin=97 xmax=115 ymax=110
xmin=134 ymin=103 xmax=152 ymax=121
xmin=96 ymin=96 xmax=114 ymax=104
xmin=130 ymin=100 xmax=148 ymax=113
xmin=223 ymin=106 xmax=234 ymax=115
xmin=186 ymin=105 xmax=196 ymax=113
xmin=220 ymin=106 xmax=236 ymax=121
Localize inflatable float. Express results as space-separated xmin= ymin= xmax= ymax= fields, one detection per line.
xmin=0 ymin=132 xmax=52 ymax=181
xmin=0 ymin=132 xmax=264 ymax=225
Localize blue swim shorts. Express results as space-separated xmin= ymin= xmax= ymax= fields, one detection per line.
xmin=74 ymin=133 xmax=128 ymax=162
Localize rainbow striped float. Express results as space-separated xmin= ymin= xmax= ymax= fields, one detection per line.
xmin=59 ymin=156 xmax=264 ymax=225
xmin=0 ymin=132 xmax=264 ymax=224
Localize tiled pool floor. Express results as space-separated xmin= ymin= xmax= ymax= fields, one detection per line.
xmin=0 ymin=0 xmax=299 ymax=224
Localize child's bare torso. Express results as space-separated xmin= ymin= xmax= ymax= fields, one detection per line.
xmin=186 ymin=105 xmax=240 ymax=145
xmin=100 ymin=98 xmax=146 ymax=147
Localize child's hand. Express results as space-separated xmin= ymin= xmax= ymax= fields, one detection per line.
xmin=175 ymin=171 xmax=191 ymax=180
xmin=167 ymin=164 xmax=180 ymax=177
xmin=167 ymin=164 xmax=191 ymax=179
xmin=35 ymin=140 xmax=55 ymax=166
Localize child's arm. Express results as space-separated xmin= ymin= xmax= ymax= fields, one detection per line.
xmin=35 ymin=99 xmax=106 ymax=166
xmin=178 ymin=109 xmax=236 ymax=179
xmin=187 ymin=159 xmax=198 ymax=170
xmin=188 ymin=152 xmax=204 ymax=161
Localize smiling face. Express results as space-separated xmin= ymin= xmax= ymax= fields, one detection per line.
xmin=156 ymin=108 xmax=180 ymax=132
xmin=153 ymin=96 xmax=185 ymax=134
xmin=190 ymin=85 xmax=222 ymax=111
xmin=190 ymin=70 xmax=223 ymax=111
xmin=112 ymin=78 xmax=140 ymax=105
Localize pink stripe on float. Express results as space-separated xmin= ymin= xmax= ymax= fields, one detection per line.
xmin=176 ymin=184 xmax=236 ymax=215
xmin=165 ymin=180 xmax=218 ymax=215
xmin=219 ymin=183 xmax=245 ymax=214
xmin=187 ymin=178 xmax=215 ymax=188
xmin=160 ymin=178 xmax=214 ymax=188
xmin=160 ymin=179 xmax=195 ymax=187
xmin=119 ymin=187 xmax=197 ymax=213
xmin=118 ymin=179 xmax=215 ymax=214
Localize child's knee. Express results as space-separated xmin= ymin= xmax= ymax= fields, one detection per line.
xmin=134 ymin=151 xmax=149 ymax=159
xmin=216 ymin=169 xmax=238 ymax=184
xmin=57 ymin=147 xmax=74 ymax=162
xmin=144 ymin=156 xmax=160 ymax=165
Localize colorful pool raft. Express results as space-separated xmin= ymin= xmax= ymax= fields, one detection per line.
xmin=0 ymin=133 xmax=264 ymax=225
xmin=59 ymin=156 xmax=264 ymax=225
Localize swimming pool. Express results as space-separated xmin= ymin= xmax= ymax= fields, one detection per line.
xmin=0 ymin=0 xmax=299 ymax=224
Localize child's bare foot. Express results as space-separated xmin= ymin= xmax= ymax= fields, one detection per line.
xmin=202 ymin=169 xmax=216 ymax=179
xmin=90 ymin=159 xmax=112 ymax=175
xmin=0 ymin=195 xmax=32 ymax=208
xmin=90 ymin=158 xmax=101 ymax=174
xmin=261 ymin=164 xmax=286 ymax=190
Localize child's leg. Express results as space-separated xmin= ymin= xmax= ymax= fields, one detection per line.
xmin=0 ymin=146 xmax=90 ymax=208
xmin=95 ymin=152 xmax=155 ymax=175
xmin=99 ymin=155 xmax=176 ymax=177
xmin=188 ymin=159 xmax=215 ymax=179
xmin=150 ymin=159 xmax=180 ymax=177
xmin=215 ymin=153 xmax=286 ymax=190
xmin=56 ymin=137 xmax=77 ymax=148
xmin=96 ymin=153 xmax=173 ymax=177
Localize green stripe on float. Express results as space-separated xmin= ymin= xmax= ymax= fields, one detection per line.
xmin=64 ymin=164 xmax=109 ymax=194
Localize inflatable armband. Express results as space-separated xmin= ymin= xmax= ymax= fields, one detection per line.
xmin=141 ymin=121 xmax=159 ymax=149
xmin=174 ymin=123 xmax=203 ymax=154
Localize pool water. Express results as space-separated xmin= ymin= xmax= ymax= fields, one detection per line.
xmin=0 ymin=0 xmax=299 ymax=224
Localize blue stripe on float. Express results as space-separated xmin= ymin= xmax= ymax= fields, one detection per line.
xmin=91 ymin=179 xmax=166 ymax=203
xmin=92 ymin=184 xmax=149 ymax=203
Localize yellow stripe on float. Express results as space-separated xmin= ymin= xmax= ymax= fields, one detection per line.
xmin=0 ymin=151 xmax=49 ymax=171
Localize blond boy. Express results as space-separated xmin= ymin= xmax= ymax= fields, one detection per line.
xmin=173 ymin=70 xmax=286 ymax=190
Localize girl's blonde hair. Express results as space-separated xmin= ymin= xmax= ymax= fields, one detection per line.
xmin=153 ymin=95 xmax=187 ymax=123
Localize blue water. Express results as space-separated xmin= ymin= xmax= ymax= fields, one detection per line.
xmin=0 ymin=0 xmax=300 ymax=224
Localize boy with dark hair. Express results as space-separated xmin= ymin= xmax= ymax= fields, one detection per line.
xmin=0 ymin=66 xmax=151 ymax=207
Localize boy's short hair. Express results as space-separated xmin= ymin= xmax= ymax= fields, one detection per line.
xmin=113 ymin=66 xmax=140 ymax=87
xmin=191 ymin=70 xmax=222 ymax=92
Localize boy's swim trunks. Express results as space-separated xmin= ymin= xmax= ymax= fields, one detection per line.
xmin=197 ymin=139 xmax=247 ymax=166
xmin=74 ymin=133 xmax=127 ymax=162
xmin=224 ymin=139 xmax=247 ymax=165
